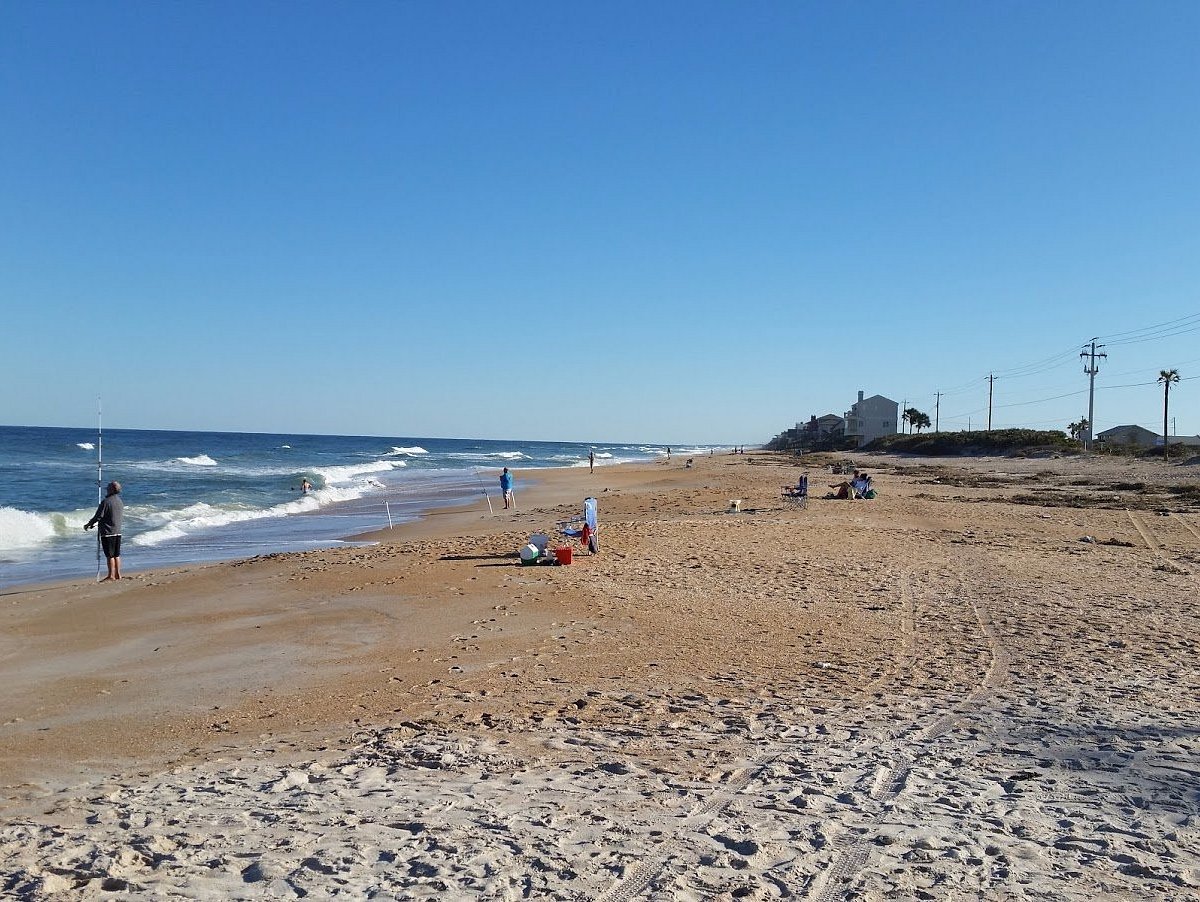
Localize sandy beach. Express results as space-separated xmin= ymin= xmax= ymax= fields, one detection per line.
xmin=2 ymin=450 xmax=1199 ymax=900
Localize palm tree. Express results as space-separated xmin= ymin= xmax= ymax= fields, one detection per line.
xmin=902 ymin=407 xmax=920 ymax=435
xmin=1068 ymin=420 xmax=1082 ymax=441
xmin=912 ymin=411 xmax=932 ymax=433
xmin=1158 ymin=369 xmax=1180 ymax=460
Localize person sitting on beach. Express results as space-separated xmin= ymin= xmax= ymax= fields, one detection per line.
xmin=828 ymin=470 xmax=859 ymax=499
xmin=685 ymin=458 xmax=694 ymax=468
xmin=852 ymin=472 xmax=872 ymax=498
xmin=828 ymin=470 xmax=870 ymax=499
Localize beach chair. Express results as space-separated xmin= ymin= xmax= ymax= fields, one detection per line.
xmin=558 ymin=497 xmax=599 ymax=553
xmin=782 ymin=475 xmax=808 ymax=509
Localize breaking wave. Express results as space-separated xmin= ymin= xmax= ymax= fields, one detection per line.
xmin=176 ymin=454 xmax=218 ymax=466
xmin=0 ymin=506 xmax=88 ymax=552
xmin=312 ymin=460 xmax=401 ymax=484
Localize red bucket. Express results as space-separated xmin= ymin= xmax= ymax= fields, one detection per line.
xmin=553 ymin=546 xmax=573 ymax=565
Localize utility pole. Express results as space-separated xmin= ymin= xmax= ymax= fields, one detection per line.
xmin=934 ymin=391 xmax=942 ymax=433
xmin=987 ymin=374 xmax=995 ymax=432
xmin=901 ymin=398 xmax=908 ymax=434
xmin=1079 ymin=338 xmax=1107 ymax=450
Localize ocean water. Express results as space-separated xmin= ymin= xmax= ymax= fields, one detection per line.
xmin=0 ymin=426 xmax=715 ymax=589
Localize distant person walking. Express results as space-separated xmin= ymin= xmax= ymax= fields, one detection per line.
xmin=85 ymin=480 xmax=124 ymax=581
xmin=666 ymin=446 xmax=672 ymax=462
xmin=589 ymin=450 xmax=595 ymax=474
xmin=500 ymin=467 xmax=514 ymax=509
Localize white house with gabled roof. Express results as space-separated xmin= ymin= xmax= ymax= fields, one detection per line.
xmin=843 ymin=391 xmax=899 ymax=447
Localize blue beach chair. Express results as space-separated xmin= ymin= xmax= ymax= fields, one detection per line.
xmin=782 ymin=475 xmax=808 ymax=510
xmin=559 ymin=497 xmax=599 ymax=553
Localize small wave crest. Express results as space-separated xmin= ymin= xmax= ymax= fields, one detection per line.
xmin=385 ymin=446 xmax=428 ymax=456
xmin=176 ymin=454 xmax=218 ymax=466
xmin=312 ymin=460 xmax=400 ymax=484
xmin=131 ymin=479 xmax=375 ymax=547
xmin=446 ymin=451 xmax=529 ymax=463
xmin=130 ymin=459 xmax=394 ymax=548
xmin=77 ymin=442 xmax=95 ymax=451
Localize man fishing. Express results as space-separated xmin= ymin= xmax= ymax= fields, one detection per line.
xmin=499 ymin=467 xmax=514 ymax=509
xmin=85 ymin=480 xmax=124 ymax=581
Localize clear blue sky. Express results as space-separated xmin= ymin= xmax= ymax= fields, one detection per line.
xmin=3 ymin=2 xmax=1197 ymax=443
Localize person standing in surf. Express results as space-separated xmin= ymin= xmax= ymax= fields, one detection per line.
xmin=85 ymin=480 xmax=124 ymax=581
xmin=500 ymin=467 xmax=514 ymax=509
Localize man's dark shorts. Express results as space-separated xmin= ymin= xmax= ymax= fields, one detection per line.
xmin=101 ymin=535 xmax=122 ymax=559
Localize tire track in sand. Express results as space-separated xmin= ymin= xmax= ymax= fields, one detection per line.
xmin=1170 ymin=511 xmax=1200 ymax=548
xmin=592 ymin=568 xmax=921 ymax=902
xmin=1128 ymin=510 xmax=1196 ymax=589
xmin=806 ymin=562 xmax=1009 ymax=902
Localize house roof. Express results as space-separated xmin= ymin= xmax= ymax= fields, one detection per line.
xmin=1097 ymin=424 xmax=1156 ymax=437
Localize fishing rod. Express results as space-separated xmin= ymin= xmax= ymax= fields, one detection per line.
xmin=471 ymin=467 xmax=494 ymax=515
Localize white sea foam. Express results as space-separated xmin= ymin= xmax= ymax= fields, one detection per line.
xmin=136 ymin=500 xmax=303 ymax=546
xmin=280 ymin=445 xmax=291 ymax=449
xmin=649 ymin=446 xmax=715 ymax=457
xmin=386 ymin=446 xmax=428 ymax=456
xmin=77 ymin=442 xmax=95 ymax=451
xmin=446 ymin=451 xmax=529 ymax=462
xmin=0 ymin=506 xmax=89 ymax=551
xmin=176 ymin=454 xmax=218 ymax=466
xmin=312 ymin=460 xmax=400 ymax=484
xmin=0 ymin=507 xmax=59 ymax=550
xmin=131 ymin=473 xmax=388 ymax=547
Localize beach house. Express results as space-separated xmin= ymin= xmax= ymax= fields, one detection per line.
xmin=1096 ymin=425 xmax=1159 ymax=449
xmin=843 ymin=391 xmax=899 ymax=447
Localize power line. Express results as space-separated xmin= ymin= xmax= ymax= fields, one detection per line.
xmin=993 ymin=388 xmax=1087 ymax=409
xmin=916 ymin=311 xmax=1199 ymax=408
xmin=992 ymin=345 xmax=1082 ymax=379
xmin=1098 ymin=311 xmax=1200 ymax=342
xmin=1105 ymin=323 xmax=1200 ymax=347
